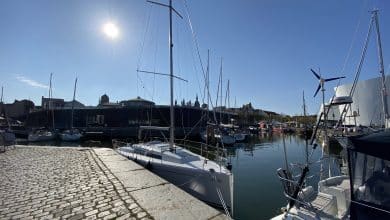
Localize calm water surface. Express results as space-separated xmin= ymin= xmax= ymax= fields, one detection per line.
xmin=229 ymin=133 xmax=339 ymax=220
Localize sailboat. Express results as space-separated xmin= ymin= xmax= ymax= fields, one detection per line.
xmin=272 ymin=130 xmax=390 ymax=220
xmin=28 ymin=73 xmax=56 ymax=142
xmin=0 ymin=86 xmax=16 ymax=151
xmin=215 ymin=59 xmax=235 ymax=145
xmin=116 ymin=0 xmax=233 ymax=214
xmin=60 ymin=78 xmax=82 ymax=141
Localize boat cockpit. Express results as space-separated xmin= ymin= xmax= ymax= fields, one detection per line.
xmin=347 ymin=131 xmax=390 ymax=219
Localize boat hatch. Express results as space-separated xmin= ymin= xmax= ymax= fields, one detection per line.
xmin=347 ymin=131 xmax=390 ymax=219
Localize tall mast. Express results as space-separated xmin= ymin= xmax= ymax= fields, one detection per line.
xmin=147 ymin=0 xmax=182 ymax=149
xmin=220 ymin=58 xmax=223 ymax=123
xmin=1 ymin=86 xmax=3 ymax=103
xmin=49 ymin=73 xmax=55 ymax=129
xmin=372 ymin=10 xmax=389 ymax=128
xmin=71 ymin=77 xmax=78 ymax=129
xmin=225 ymin=80 xmax=230 ymax=108
xmin=302 ymin=90 xmax=307 ymax=118
xmin=168 ymin=0 xmax=174 ymax=148
xmin=207 ymin=49 xmax=210 ymax=117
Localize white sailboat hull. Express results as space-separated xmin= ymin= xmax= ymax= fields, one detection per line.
xmin=59 ymin=132 xmax=82 ymax=141
xmin=28 ymin=131 xmax=55 ymax=142
xmin=118 ymin=146 xmax=233 ymax=211
xmin=141 ymin=159 xmax=232 ymax=210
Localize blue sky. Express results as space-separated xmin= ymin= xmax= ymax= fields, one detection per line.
xmin=0 ymin=0 xmax=389 ymax=115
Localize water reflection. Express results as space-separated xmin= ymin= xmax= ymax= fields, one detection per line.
xmin=229 ymin=133 xmax=343 ymax=220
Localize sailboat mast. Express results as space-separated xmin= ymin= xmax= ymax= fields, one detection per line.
xmin=145 ymin=0 xmax=182 ymax=148
xmin=303 ymin=91 xmax=307 ymax=118
xmin=49 ymin=73 xmax=55 ymax=129
xmin=220 ymin=58 xmax=223 ymax=123
xmin=71 ymin=78 xmax=77 ymax=129
xmin=1 ymin=86 xmax=3 ymax=103
xmin=227 ymin=80 xmax=230 ymax=108
xmin=169 ymin=0 xmax=174 ymax=149
xmin=207 ymin=49 xmax=210 ymax=114
xmin=372 ymin=10 xmax=389 ymax=128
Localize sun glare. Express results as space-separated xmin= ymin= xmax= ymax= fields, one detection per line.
xmin=102 ymin=22 xmax=119 ymax=39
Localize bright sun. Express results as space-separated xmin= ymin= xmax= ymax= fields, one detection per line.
xmin=102 ymin=22 xmax=119 ymax=39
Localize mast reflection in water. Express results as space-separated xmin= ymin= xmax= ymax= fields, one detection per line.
xmin=228 ymin=133 xmax=343 ymax=220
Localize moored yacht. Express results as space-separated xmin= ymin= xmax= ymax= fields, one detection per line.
xmin=59 ymin=78 xmax=82 ymax=142
xmin=272 ymin=130 xmax=390 ymax=220
xmin=117 ymin=132 xmax=233 ymax=211
xmin=28 ymin=129 xmax=56 ymax=142
xmin=116 ymin=0 xmax=233 ymax=216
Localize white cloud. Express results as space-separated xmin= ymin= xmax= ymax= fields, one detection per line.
xmin=16 ymin=75 xmax=49 ymax=89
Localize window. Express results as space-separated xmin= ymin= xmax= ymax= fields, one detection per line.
xmin=349 ymin=151 xmax=390 ymax=209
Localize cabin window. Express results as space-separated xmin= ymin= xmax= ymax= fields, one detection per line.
xmin=349 ymin=151 xmax=390 ymax=209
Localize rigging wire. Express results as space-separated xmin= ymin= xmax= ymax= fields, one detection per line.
xmin=339 ymin=15 xmax=374 ymax=125
xmin=137 ymin=4 xmax=153 ymax=97
xmin=339 ymin=0 xmax=369 ymax=75
xmin=182 ymin=0 xmax=217 ymax=113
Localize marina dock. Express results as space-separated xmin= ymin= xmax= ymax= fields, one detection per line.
xmin=0 ymin=146 xmax=228 ymax=220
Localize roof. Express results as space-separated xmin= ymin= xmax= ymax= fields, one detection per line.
xmin=348 ymin=130 xmax=390 ymax=160
xmin=124 ymin=96 xmax=154 ymax=103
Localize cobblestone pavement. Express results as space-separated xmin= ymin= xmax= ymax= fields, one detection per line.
xmin=0 ymin=146 xmax=153 ymax=220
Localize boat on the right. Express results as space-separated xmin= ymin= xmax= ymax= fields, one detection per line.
xmin=272 ymin=9 xmax=390 ymax=219
xmin=272 ymin=130 xmax=390 ymax=220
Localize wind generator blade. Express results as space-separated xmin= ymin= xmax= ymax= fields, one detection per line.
xmin=324 ymin=76 xmax=346 ymax=82
xmin=314 ymin=84 xmax=321 ymax=97
xmin=310 ymin=69 xmax=321 ymax=79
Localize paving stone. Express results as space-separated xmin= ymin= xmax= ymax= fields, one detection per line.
xmin=103 ymin=213 xmax=117 ymax=220
xmin=97 ymin=210 xmax=110 ymax=218
xmin=68 ymin=213 xmax=84 ymax=220
xmin=85 ymin=209 xmax=98 ymax=217
xmin=128 ymin=203 xmax=138 ymax=210
xmin=137 ymin=211 xmax=147 ymax=218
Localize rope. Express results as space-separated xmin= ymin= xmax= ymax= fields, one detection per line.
xmin=350 ymin=200 xmax=390 ymax=215
xmin=216 ymin=186 xmax=231 ymax=218
xmin=210 ymin=172 xmax=231 ymax=218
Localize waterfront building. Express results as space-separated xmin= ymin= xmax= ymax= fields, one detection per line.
xmin=0 ymin=99 xmax=34 ymax=119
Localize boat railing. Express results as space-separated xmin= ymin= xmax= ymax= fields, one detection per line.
xmin=175 ymin=139 xmax=229 ymax=165
xmin=277 ymin=168 xmax=318 ymax=209
xmin=277 ymin=175 xmax=319 ymax=211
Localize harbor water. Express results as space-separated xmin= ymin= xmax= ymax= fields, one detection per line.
xmin=230 ymin=133 xmax=341 ymax=220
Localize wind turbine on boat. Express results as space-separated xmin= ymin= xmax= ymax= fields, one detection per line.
xmin=311 ymin=68 xmax=345 ymax=98
xmin=311 ymin=68 xmax=345 ymax=137
xmin=311 ymin=68 xmax=345 ymax=179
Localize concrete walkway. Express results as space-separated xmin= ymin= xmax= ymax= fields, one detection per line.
xmin=0 ymin=146 xmax=228 ymax=220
